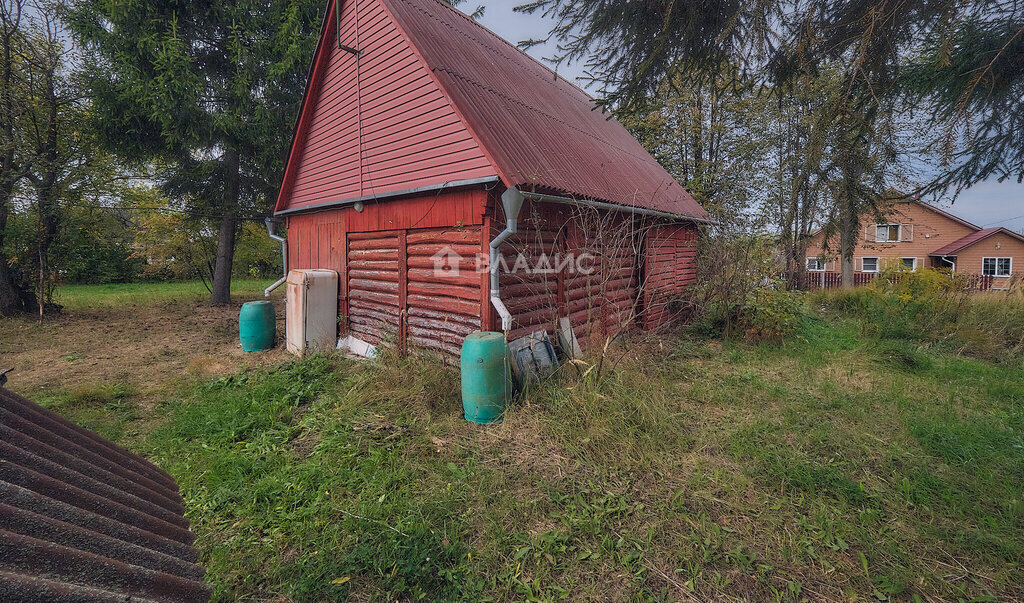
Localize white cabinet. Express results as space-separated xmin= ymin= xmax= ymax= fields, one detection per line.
xmin=285 ymin=269 xmax=339 ymax=356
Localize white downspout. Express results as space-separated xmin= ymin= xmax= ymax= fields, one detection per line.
xmin=489 ymin=187 xmax=525 ymax=331
xmin=264 ymin=218 xmax=288 ymax=297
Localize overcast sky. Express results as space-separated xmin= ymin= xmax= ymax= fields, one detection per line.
xmin=474 ymin=0 xmax=1024 ymax=233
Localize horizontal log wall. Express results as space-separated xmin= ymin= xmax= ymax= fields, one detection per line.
xmin=492 ymin=201 xmax=647 ymax=350
xmin=406 ymin=227 xmax=484 ymax=356
xmin=347 ymin=230 xmax=402 ymax=345
xmin=642 ymin=223 xmax=698 ymax=330
xmin=497 ymin=202 xmax=562 ymax=342
xmin=287 ymin=189 xmax=488 ymax=354
xmin=286 ymin=191 xmax=699 ymax=357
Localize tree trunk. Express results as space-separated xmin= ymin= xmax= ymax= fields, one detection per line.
xmin=33 ymin=78 xmax=60 ymax=316
xmin=0 ymin=13 xmax=31 ymax=316
xmin=0 ymin=250 xmax=31 ymax=314
xmin=0 ymin=185 xmax=31 ymax=315
xmin=210 ymin=149 xmax=240 ymax=305
xmin=839 ymin=191 xmax=856 ymax=288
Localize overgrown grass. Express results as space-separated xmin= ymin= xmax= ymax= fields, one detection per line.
xmin=37 ymin=299 xmax=1024 ymax=600
xmin=54 ymin=279 xmax=278 ymax=310
xmin=810 ymin=269 xmax=1024 ymax=365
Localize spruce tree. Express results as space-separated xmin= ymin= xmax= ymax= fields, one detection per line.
xmin=66 ymin=0 xmax=322 ymax=303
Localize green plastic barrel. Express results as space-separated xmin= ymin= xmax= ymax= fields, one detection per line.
xmin=460 ymin=331 xmax=511 ymax=424
xmin=239 ymin=301 xmax=276 ymax=352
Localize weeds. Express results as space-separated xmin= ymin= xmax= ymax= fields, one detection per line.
xmin=31 ymin=285 xmax=1024 ymax=601
xmin=813 ymin=269 xmax=1024 ymax=365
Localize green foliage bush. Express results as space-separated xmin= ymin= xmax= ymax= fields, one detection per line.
xmin=692 ymin=232 xmax=805 ymax=341
xmin=695 ymin=284 xmax=806 ymax=342
xmin=743 ymin=286 xmax=806 ymax=341
xmin=813 ymin=267 xmax=1024 ymax=364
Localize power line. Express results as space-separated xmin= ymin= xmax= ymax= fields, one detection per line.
xmin=982 ymin=213 xmax=1024 ymax=228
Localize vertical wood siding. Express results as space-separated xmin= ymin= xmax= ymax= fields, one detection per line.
xmin=278 ymin=0 xmax=496 ymax=213
xmin=286 ymin=211 xmax=347 ymax=320
xmin=345 ymin=187 xmax=483 ymax=232
xmin=642 ymin=223 xmax=698 ymax=330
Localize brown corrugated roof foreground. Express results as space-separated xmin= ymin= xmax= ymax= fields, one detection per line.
xmin=0 ymin=386 xmax=209 ymax=602
xmin=381 ymin=0 xmax=709 ymax=220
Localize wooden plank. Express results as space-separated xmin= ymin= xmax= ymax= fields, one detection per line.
xmin=398 ymin=229 xmax=408 ymax=354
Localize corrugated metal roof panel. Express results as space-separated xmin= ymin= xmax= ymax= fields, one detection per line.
xmin=380 ymin=0 xmax=709 ymax=220
xmin=0 ymin=387 xmax=209 ymax=602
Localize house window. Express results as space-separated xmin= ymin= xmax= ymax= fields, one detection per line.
xmin=901 ymin=257 xmax=917 ymax=271
xmin=876 ymin=224 xmax=901 ymax=242
xmin=806 ymin=257 xmax=826 ymax=272
xmin=982 ymin=257 xmax=1012 ymax=277
xmin=861 ymin=257 xmax=879 ymax=273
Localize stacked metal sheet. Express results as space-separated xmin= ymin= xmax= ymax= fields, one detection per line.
xmin=0 ymin=386 xmax=209 ymax=602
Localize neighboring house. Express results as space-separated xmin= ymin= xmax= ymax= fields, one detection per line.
xmin=805 ymin=199 xmax=1024 ymax=287
xmin=275 ymin=0 xmax=710 ymax=355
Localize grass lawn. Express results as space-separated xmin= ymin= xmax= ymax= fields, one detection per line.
xmin=8 ymin=282 xmax=1024 ymax=601
xmin=54 ymin=278 xmax=278 ymax=310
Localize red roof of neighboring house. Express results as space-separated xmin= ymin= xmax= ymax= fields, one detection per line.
xmin=277 ymin=0 xmax=708 ymax=221
xmin=929 ymin=227 xmax=1024 ymax=256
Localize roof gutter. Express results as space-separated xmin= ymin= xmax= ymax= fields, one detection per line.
xmin=275 ymin=176 xmax=500 ymax=217
xmin=490 ymin=187 xmax=525 ymax=331
xmin=519 ymin=190 xmax=716 ymax=225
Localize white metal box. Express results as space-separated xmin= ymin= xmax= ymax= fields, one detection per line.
xmin=285 ymin=269 xmax=339 ymax=356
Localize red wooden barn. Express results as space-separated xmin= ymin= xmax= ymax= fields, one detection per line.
xmin=275 ymin=0 xmax=711 ymax=357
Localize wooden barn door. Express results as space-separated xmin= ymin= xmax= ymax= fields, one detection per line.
xmin=346 ymin=231 xmax=403 ymax=347
xmin=404 ymin=227 xmax=482 ymax=357
xmin=345 ymin=226 xmax=483 ymax=357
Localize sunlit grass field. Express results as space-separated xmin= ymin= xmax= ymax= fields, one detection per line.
xmin=54 ymin=279 xmax=279 ymax=310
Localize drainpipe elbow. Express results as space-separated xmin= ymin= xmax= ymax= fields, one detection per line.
xmin=265 ymin=218 xmax=288 ymax=297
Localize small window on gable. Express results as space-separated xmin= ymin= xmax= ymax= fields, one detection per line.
xmin=862 ymin=257 xmax=879 ymax=273
xmin=806 ymin=257 xmax=825 ymax=272
xmin=876 ymin=224 xmax=900 ymax=242
xmin=983 ymin=257 xmax=1012 ymax=277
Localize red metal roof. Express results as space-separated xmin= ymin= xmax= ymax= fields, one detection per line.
xmin=381 ymin=0 xmax=708 ymax=220
xmin=276 ymin=0 xmax=498 ymax=214
xmin=929 ymin=227 xmax=1024 ymax=256
xmin=277 ymin=0 xmax=708 ymax=221
xmin=0 ymin=386 xmax=209 ymax=602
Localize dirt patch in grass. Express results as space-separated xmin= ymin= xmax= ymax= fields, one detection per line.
xmin=1 ymin=297 xmax=290 ymax=404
